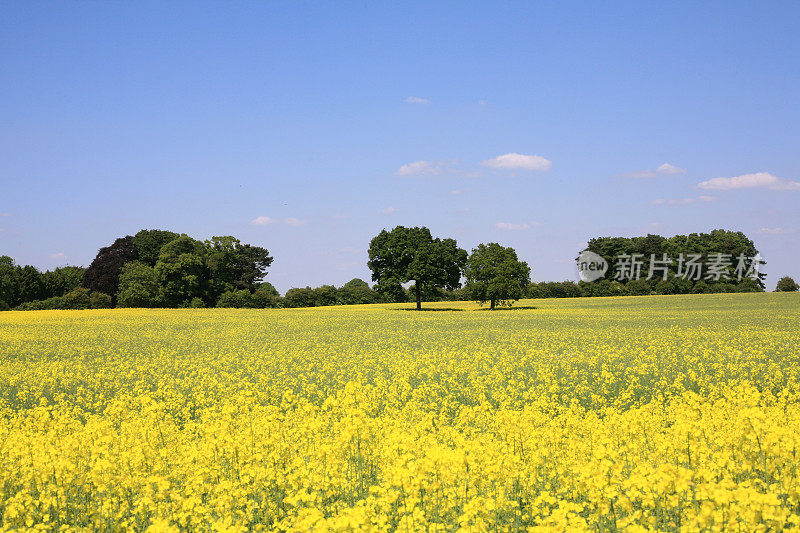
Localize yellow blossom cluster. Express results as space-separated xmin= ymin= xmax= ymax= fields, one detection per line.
xmin=1 ymin=292 xmax=799 ymax=531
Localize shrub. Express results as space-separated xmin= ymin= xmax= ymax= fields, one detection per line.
xmin=252 ymin=289 xmax=281 ymax=308
xmin=625 ymin=279 xmax=652 ymax=296
xmin=284 ymin=288 xmax=316 ymax=308
xmin=216 ymin=290 xmax=254 ymax=308
xmin=89 ymin=292 xmax=113 ymax=309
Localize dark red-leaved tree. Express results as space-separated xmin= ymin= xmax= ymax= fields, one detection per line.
xmin=82 ymin=236 xmax=138 ymax=299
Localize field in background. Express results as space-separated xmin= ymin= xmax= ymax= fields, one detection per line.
xmin=1 ymin=293 xmax=800 ymax=531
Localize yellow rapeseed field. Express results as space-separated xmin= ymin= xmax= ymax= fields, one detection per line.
xmin=1 ymin=292 xmax=800 ymax=532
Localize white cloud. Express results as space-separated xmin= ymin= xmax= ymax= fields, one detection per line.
xmin=621 ymin=162 xmax=685 ymax=179
xmin=758 ymin=227 xmax=793 ymax=235
xmin=381 ymin=207 xmax=399 ymax=214
xmin=50 ymin=252 xmax=67 ymax=261
xmin=395 ymin=160 xmax=450 ymax=176
xmin=0 ymin=212 xmax=9 ymax=217
xmin=495 ymin=222 xmax=538 ymax=230
xmin=284 ymin=217 xmax=306 ymax=227
xmin=249 ymin=216 xmax=274 ymax=226
xmin=656 ymin=163 xmax=686 ymax=174
xmin=651 ymin=196 xmax=716 ymax=206
xmin=478 ymin=100 xmax=487 ymax=106
xmin=481 ymin=153 xmax=552 ymax=171
xmin=698 ymin=172 xmax=800 ymax=191
xmin=405 ymin=96 xmax=430 ymax=104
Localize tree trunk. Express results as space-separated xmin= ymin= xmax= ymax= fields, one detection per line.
xmin=490 ymin=298 xmax=496 ymax=310
xmin=415 ymin=282 xmax=422 ymax=310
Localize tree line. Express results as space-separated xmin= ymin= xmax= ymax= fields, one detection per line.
xmin=1 ymin=227 xmax=794 ymax=311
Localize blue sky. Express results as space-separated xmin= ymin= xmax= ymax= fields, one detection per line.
xmin=1 ymin=1 xmax=798 ymax=292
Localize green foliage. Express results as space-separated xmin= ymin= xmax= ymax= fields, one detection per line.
xmin=586 ymin=230 xmax=765 ymax=289
xmin=15 ymin=288 xmax=111 ymax=310
xmin=284 ymin=287 xmax=317 ymax=308
xmin=464 ymin=243 xmax=531 ymax=309
xmin=576 ymin=280 xmax=627 ymax=298
xmin=776 ymin=276 xmax=799 ymax=292
xmin=154 ymin=236 xmax=209 ymax=307
xmin=313 ymin=285 xmax=339 ymax=307
xmin=2 ymin=229 xmax=275 ymax=310
xmin=736 ymin=278 xmax=763 ymax=293
xmin=0 ymin=259 xmax=85 ymax=308
xmin=188 ymin=297 xmax=206 ymax=308
xmin=117 ymin=261 xmax=162 ymax=308
xmin=42 ymin=266 xmax=85 ymax=299
xmin=338 ymin=279 xmax=378 ymax=305
xmin=252 ymin=287 xmax=282 ymax=308
xmin=528 ymin=281 xmax=583 ymax=299
xmin=132 ymin=229 xmax=179 ymax=266
xmin=18 ymin=265 xmax=46 ymax=303
xmin=368 ymin=226 xmax=467 ymax=309
xmin=256 ymin=282 xmax=280 ymax=297
xmin=0 ymin=256 xmax=20 ymax=307
xmin=89 ymin=291 xmax=113 ymax=309
xmin=216 ymin=289 xmax=256 ymax=308
xmin=59 ymin=288 xmax=91 ymax=309
xmin=216 ymin=287 xmax=283 ymax=308
xmin=626 ymin=279 xmax=652 ymax=296
xmin=691 ymin=280 xmax=709 ymax=294
xmin=205 ymin=236 xmax=274 ymax=299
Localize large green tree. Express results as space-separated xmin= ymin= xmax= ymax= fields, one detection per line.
xmin=154 ymin=235 xmax=209 ymax=306
xmin=42 ymin=266 xmax=85 ymax=299
xmin=132 ymin=229 xmax=179 ymax=266
xmin=0 ymin=256 xmax=20 ymax=308
xmin=368 ymin=226 xmax=467 ymax=310
xmin=117 ymin=261 xmax=161 ymax=307
xmin=204 ymin=236 xmax=274 ymax=300
xmin=18 ymin=265 xmax=45 ymax=304
xmin=464 ymin=243 xmax=531 ymax=309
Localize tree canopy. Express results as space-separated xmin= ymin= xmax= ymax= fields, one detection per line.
xmin=585 ymin=230 xmax=765 ymax=289
xmin=117 ymin=261 xmax=161 ymax=308
xmin=776 ymin=276 xmax=799 ymax=292
xmin=205 ymin=236 xmax=274 ymax=299
xmin=132 ymin=229 xmax=180 ymax=266
xmin=154 ymin=235 xmax=210 ymax=306
xmin=368 ymin=226 xmax=467 ymax=310
xmin=465 ymin=243 xmax=531 ymax=309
